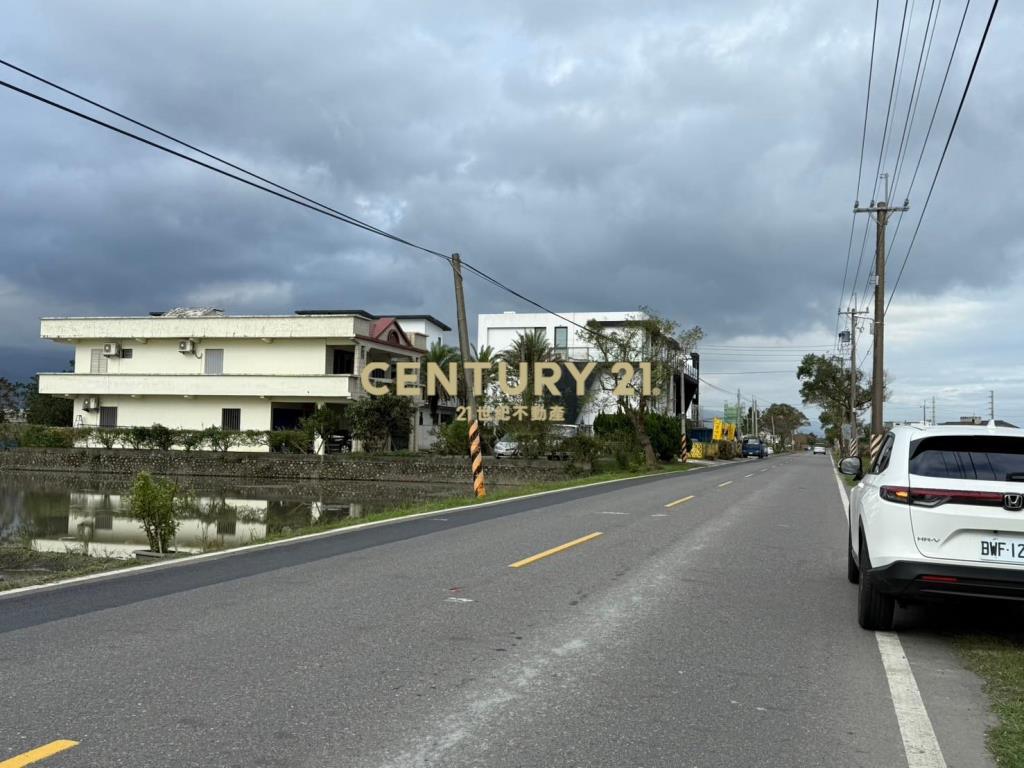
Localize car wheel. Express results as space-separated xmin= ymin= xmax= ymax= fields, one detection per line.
xmin=847 ymin=530 xmax=860 ymax=584
xmin=857 ymin=535 xmax=894 ymax=630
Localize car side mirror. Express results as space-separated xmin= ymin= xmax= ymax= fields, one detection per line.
xmin=838 ymin=456 xmax=862 ymax=479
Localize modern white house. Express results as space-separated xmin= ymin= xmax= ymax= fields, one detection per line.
xmin=476 ymin=310 xmax=700 ymax=426
xmin=37 ymin=308 xmax=452 ymax=451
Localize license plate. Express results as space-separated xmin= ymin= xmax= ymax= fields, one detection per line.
xmin=980 ymin=537 xmax=1024 ymax=563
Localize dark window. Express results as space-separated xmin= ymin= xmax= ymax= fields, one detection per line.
xmin=217 ymin=518 xmax=237 ymax=536
xmin=387 ymin=330 xmax=400 ymax=345
xmin=95 ymin=513 xmax=113 ymax=530
xmin=909 ymin=436 xmax=1024 ymax=481
xmin=332 ymin=349 xmax=354 ymax=374
xmin=204 ymin=349 xmax=224 ymax=375
xmin=120 ymin=348 xmax=133 ymax=359
xmin=99 ymin=406 xmax=117 ymax=428
xmin=554 ymin=326 xmax=568 ymax=350
xmin=871 ymin=433 xmax=895 ymax=474
xmin=221 ymin=408 xmax=241 ymax=431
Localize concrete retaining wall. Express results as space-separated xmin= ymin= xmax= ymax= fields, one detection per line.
xmin=0 ymin=448 xmax=574 ymax=487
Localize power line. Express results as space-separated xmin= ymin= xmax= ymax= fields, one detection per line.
xmin=883 ymin=0 xmax=971 ymax=266
xmin=887 ymin=0 xmax=998 ymax=311
xmin=890 ymin=0 xmax=940 ymax=198
xmin=836 ymin=0 xmax=881 ymax=349
xmin=0 ymin=76 xmax=453 ymax=264
xmin=700 ymin=371 xmax=794 ymax=376
xmin=0 ymin=62 xmax=629 ymax=351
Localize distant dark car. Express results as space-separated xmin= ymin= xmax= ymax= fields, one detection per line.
xmin=741 ymin=438 xmax=766 ymax=459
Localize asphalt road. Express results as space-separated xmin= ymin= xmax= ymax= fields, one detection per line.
xmin=0 ymin=454 xmax=996 ymax=767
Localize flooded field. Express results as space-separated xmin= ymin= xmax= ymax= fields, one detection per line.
xmin=0 ymin=471 xmax=467 ymax=560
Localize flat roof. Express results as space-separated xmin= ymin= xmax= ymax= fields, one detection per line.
xmin=296 ymin=309 xmax=451 ymax=331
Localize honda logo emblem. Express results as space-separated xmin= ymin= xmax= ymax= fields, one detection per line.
xmin=1004 ymin=494 xmax=1024 ymax=512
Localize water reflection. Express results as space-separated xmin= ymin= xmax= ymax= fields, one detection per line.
xmin=0 ymin=474 xmax=462 ymax=559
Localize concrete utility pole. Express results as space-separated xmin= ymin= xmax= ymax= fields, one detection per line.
xmin=990 ymin=390 xmax=995 ymax=421
xmin=854 ymin=173 xmax=909 ymax=460
xmin=932 ymin=396 xmax=936 ymax=426
xmin=839 ymin=308 xmax=867 ymax=457
xmin=450 ymin=253 xmax=485 ymax=498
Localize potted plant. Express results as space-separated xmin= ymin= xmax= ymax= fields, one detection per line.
xmin=128 ymin=471 xmax=181 ymax=559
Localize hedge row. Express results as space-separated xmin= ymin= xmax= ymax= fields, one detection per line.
xmin=0 ymin=423 xmax=317 ymax=453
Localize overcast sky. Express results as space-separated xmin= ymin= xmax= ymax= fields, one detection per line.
xmin=1 ymin=1 xmax=1021 ymax=429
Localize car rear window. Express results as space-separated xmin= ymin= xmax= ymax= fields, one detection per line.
xmin=909 ymin=436 xmax=1024 ymax=481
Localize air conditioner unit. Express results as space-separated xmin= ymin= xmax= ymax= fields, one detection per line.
xmin=102 ymin=342 xmax=121 ymax=357
xmin=82 ymin=397 xmax=100 ymax=411
xmin=178 ymin=339 xmax=195 ymax=354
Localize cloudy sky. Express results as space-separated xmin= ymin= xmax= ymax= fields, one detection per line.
xmin=1 ymin=1 xmax=1021 ymax=428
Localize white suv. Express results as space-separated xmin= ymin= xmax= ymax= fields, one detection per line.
xmin=840 ymin=424 xmax=1024 ymax=630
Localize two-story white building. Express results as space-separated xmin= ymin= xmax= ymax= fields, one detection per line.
xmin=38 ymin=308 xmax=452 ymax=451
xmin=476 ymin=310 xmax=700 ymax=426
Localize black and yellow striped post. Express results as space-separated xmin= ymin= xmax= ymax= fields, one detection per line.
xmin=468 ymin=417 xmax=486 ymax=497
xmin=450 ymin=252 xmax=487 ymax=498
xmin=868 ymin=433 xmax=884 ymax=464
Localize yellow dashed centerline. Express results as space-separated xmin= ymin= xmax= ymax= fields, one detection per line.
xmin=664 ymin=494 xmax=695 ymax=508
xmin=0 ymin=741 xmax=79 ymax=768
xmin=509 ymin=532 xmax=603 ymax=568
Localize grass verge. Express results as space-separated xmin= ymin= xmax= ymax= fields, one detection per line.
xmin=1 ymin=461 xmax=697 ymax=592
xmin=0 ymin=547 xmax=138 ymax=591
xmin=955 ymin=635 xmax=1024 ymax=767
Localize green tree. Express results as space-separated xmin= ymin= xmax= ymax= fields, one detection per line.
xmin=796 ymin=354 xmax=878 ymax=443
xmin=580 ymin=308 xmax=702 ymax=468
xmin=0 ymin=378 xmax=20 ymax=422
xmin=421 ymin=340 xmax=460 ymax=421
xmin=759 ymin=403 xmax=810 ymax=450
xmin=128 ymin=472 xmax=180 ymax=554
xmin=23 ymin=376 xmax=72 ymax=426
xmin=298 ymin=404 xmax=349 ymax=454
xmin=349 ymin=394 xmax=414 ymax=452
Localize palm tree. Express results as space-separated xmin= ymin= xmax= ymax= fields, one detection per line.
xmin=421 ymin=340 xmax=460 ymax=422
xmin=500 ymin=330 xmax=552 ymax=403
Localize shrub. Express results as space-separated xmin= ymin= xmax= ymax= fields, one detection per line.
xmin=644 ymin=413 xmax=682 ymax=462
xmin=593 ymin=412 xmax=634 ymax=436
xmin=200 ymin=426 xmax=238 ymax=452
xmin=128 ymin=472 xmax=180 ymax=553
xmin=269 ymin=429 xmax=313 ymax=453
xmin=94 ymin=428 xmax=120 ymax=449
xmin=18 ymin=425 xmax=75 ymax=448
xmin=126 ymin=425 xmax=151 ymax=450
xmin=434 ymin=420 xmax=469 ymax=456
xmin=175 ymin=429 xmax=205 ymax=451
xmin=148 ymin=424 xmax=175 ymax=450
xmin=716 ymin=440 xmax=739 ymax=460
xmin=241 ymin=430 xmax=268 ymax=450
xmin=561 ymin=433 xmax=600 ymax=467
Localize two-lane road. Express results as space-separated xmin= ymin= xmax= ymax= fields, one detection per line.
xmin=0 ymin=455 xmax=993 ymax=767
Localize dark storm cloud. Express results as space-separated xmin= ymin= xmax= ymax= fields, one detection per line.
xmin=1 ymin=1 xmax=1022 ymax=422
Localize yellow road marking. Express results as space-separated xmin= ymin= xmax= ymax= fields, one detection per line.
xmin=664 ymin=494 xmax=695 ymax=508
xmin=509 ymin=532 xmax=603 ymax=568
xmin=718 ymin=481 xmax=733 ymax=488
xmin=0 ymin=741 xmax=79 ymax=768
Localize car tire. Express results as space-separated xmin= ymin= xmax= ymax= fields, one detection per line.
xmin=847 ymin=530 xmax=860 ymax=584
xmin=857 ymin=535 xmax=894 ymax=630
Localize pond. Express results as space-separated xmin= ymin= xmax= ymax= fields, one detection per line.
xmin=0 ymin=471 xmax=468 ymax=559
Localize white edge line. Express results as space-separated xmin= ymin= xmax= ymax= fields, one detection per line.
xmin=830 ymin=454 xmax=850 ymax=521
xmin=875 ymin=632 xmax=948 ymax=768
xmin=0 ymin=464 xmax=709 ymax=600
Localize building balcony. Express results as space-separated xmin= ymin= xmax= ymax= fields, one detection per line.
xmin=38 ymin=373 xmax=364 ymax=399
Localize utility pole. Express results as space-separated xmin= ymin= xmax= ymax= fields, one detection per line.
xmin=922 ymin=402 xmax=927 ymax=424
xmin=450 ymin=253 xmax=485 ymax=498
xmin=854 ymin=173 xmax=909 ymax=460
xmin=839 ymin=308 xmax=868 ymax=457
xmin=932 ymin=396 xmax=936 ymax=426
xmin=736 ymin=389 xmax=741 ymax=436
xmin=990 ymin=390 xmax=995 ymax=421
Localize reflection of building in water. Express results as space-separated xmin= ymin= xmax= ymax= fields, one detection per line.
xmin=32 ymin=493 xmax=270 ymax=559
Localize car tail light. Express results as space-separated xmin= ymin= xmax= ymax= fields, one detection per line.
xmin=920 ymin=575 xmax=958 ymax=583
xmin=880 ymin=486 xmax=1004 ymax=508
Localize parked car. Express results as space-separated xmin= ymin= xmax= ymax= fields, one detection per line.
xmin=812 ymin=445 xmax=826 ymax=455
xmin=840 ymin=424 xmax=1024 ymax=630
xmin=741 ymin=438 xmax=766 ymax=458
xmin=493 ymin=438 xmax=520 ymax=458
